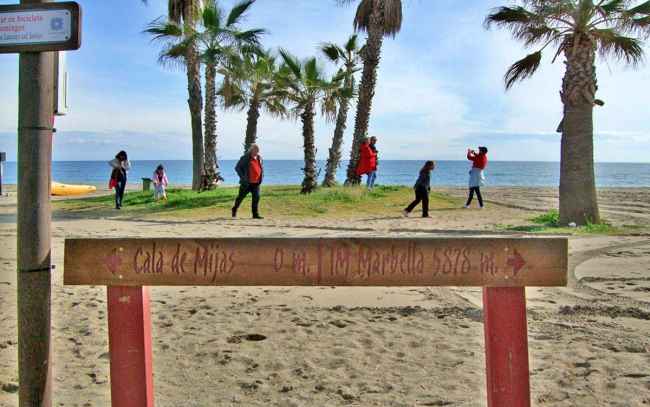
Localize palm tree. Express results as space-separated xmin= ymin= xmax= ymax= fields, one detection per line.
xmin=193 ymin=0 xmax=265 ymax=188
xmin=320 ymin=34 xmax=361 ymax=187
xmin=486 ymin=0 xmax=650 ymax=225
xmin=340 ymin=0 xmax=403 ymax=185
xmin=277 ymin=50 xmax=341 ymax=194
xmin=219 ymin=48 xmax=287 ymax=154
xmin=168 ymin=0 xmax=203 ymax=191
xmin=147 ymin=1 xmax=265 ymax=189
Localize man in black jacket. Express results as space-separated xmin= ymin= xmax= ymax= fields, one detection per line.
xmin=232 ymin=144 xmax=264 ymax=219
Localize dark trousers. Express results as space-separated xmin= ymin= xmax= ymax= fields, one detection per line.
xmin=233 ymin=183 xmax=260 ymax=216
xmin=115 ymin=178 xmax=126 ymax=208
xmin=405 ymin=186 xmax=429 ymax=217
xmin=466 ymin=187 xmax=483 ymax=207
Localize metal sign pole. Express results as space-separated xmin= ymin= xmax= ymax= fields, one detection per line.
xmin=17 ymin=0 xmax=54 ymax=404
xmin=0 ymin=152 xmax=5 ymax=196
xmin=4 ymin=1 xmax=81 ymax=404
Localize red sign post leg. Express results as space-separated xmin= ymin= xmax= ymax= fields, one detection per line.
xmin=483 ymin=287 xmax=531 ymax=407
xmin=107 ymin=286 xmax=154 ymax=407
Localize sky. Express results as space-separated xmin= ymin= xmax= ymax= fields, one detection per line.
xmin=0 ymin=0 xmax=649 ymax=162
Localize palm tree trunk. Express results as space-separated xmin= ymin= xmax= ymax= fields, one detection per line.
xmin=301 ymin=99 xmax=318 ymax=194
xmin=202 ymin=62 xmax=221 ymax=189
xmin=244 ymin=97 xmax=260 ymax=154
xmin=559 ymin=37 xmax=600 ymax=225
xmin=322 ymin=97 xmax=350 ymax=187
xmin=345 ymin=6 xmax=383 ymax=186
xmin=183 ymin=2 xmax=204 ymax=191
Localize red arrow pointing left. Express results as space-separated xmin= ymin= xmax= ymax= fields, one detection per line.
xmin=104 ymin=249 xmax=122 ymax=275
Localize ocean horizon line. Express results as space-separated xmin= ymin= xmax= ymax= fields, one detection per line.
xmin=3 ymin=159 xmax=650 ymax=165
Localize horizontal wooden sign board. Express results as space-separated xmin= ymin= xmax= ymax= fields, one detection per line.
xmin=64 ymin=237 xmax=567 ymax=287
xmin=0 ymin=2 xmax=81 ymax=54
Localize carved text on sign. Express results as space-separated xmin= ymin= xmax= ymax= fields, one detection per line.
xmin=65 ymin=238 xmax=567 ymax=287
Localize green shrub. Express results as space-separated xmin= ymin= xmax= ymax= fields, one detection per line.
xmin=531 ymin=210 xmax=559 ymax=226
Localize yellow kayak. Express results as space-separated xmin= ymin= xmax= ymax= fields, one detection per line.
xmin=51 ymin=182 xmax=97 ymax=196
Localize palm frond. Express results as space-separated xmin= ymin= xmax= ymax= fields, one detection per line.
xmin=576 ymin=0 xmax=598 ymax=27
xmin=234 ymin=28 xmax=266 ymax=46
xmin=353 ymin=0 xmax=402 ymax=36
xmin=593 ymin=29 xmax=645 ymax=65
xmin=201 ymin=4 xmax=222 ymax=31
xmin=321 ymin=92 xmax=339 ymax=122
xmin=353 ymin=0 xmax=373 ymax=33
xmin=345 ymin=34 xmax=359 ymax=52
xmin=632 ymin=15 xmax=650 ymax=31
xmin=599 ymin=0 xmax=626 ymax=14
xmin=516 ymin=24 xmax=563 ymax=46
xmin=320 ymin=43 xmax=343 ymax=62
xmin=158 ymin=41 xmax=189 ymax=70
xmin=262 ymin=96 xmax=288 ymax=118
xmin=504 ymin=51 xmax=543 ymax=89
xmin=168 ymin=0 xmax=184 ymax=24
xmin=382 ymin=0 xmax=403 ymax=37
xmin=627 ymin=0 xmax=650 ymax=15
xmin=484 ymin=6 xmax=535 ymax=30
xmin=304 ymin=58 xmax=320 ymax=83
xmin=144 ymin=18 xmax=183 ymax=41
xmin=227 ymin=0 xmax=255 ymax=27
xmin=218 ymin=76 xmax=247 ymax=109
xmin=279 ymin=49 xmax=303 ymax=79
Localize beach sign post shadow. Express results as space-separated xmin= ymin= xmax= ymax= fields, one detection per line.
xmin=64 ymin=237 xmax=568 ymax=407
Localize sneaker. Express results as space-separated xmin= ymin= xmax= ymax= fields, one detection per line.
xmin=253 ymin=215 xmax=264 ymax=219
xmin=422 ymin=215 xmax=430 ymax=218
xmin=402 ymin=210 xmax=409 ymax=217
xmin=463 ymin=205 xmax=470 ymax=209
xmin=479 ymin=206 xmax=485 ymax=209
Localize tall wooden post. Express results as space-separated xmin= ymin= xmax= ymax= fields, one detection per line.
xmin=483 ymin=287 xmax=531 ymax=407
xmin=107 ymin=287 xmax=154 ymax=407
xmin=17 ymin=0 xmax=54 ymax=405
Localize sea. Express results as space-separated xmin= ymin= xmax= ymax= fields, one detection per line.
xmin=1 ymin=160 xmax=649 ymax=187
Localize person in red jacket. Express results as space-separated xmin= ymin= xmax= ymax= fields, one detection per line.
xmin=232 ymin=144 xmax=264 ymax=219
xmin=465 ymin=146 xmax=488 ymax=208
xmin=355 ymin=136 xmax=378 ymax=189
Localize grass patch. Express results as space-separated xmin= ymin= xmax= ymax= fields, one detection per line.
xmin=531 ymin=209 xmax=559 ymax=227
xmin=497 ymin=209 xmax=622 ymax=235
xmin=54 ymin=185 xmax=460 ymax=220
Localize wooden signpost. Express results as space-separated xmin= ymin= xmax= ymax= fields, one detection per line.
xmin=64 ymin=237 xmax=568 ymax=407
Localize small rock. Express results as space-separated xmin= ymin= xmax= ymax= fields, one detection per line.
xmin=329 ymin=320 xmax=347 ymax=328
xmin=337 ymin=388 xmax=357 ymax=401
xmin=1 ymin=382 xmax=19 ymax=393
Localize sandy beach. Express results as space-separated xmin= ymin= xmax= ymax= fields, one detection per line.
xmin=1 ymin=187 xmax=649 ymax=406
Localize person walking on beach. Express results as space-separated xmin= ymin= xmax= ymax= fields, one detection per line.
xmin=232 ymin=143 xmax=264 ymax=219
xmin=403 ymin=160 xmax=435 ymax=218
xmin=356 ymin=136 xmax=378 ymax=190
xmin=153 ymin=164 xmax=169 ymax=202
xmin=108 ymin=150 xmax=130 ymax=210
xmin=464 ymin=146 xmax=488 ymax=209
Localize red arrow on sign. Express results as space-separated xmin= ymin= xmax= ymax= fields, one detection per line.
xmin=104 ymin=249 xmax=122 ymax=275
xmin=507 ymin=249 xmax=526 ymax=275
